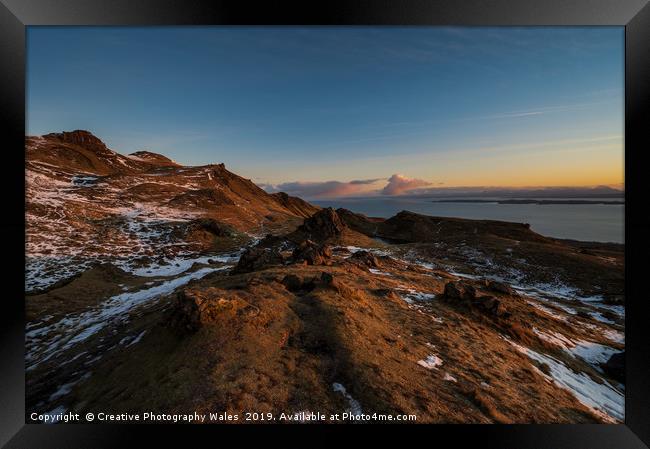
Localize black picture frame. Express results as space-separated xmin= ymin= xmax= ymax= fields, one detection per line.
xmin=1 ymin=0 xmax=649 ymax=447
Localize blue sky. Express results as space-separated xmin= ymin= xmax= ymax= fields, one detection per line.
xmin=27 ymin=27 xmax=624 ymax=197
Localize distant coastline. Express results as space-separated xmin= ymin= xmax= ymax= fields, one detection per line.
xmin=430 ymin=199 xmax=624 ymax=205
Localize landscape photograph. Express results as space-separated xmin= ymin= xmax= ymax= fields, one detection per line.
xmin=26 ymin=26 xmax=624 ymax=424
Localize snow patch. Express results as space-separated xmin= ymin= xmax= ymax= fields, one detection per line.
xmin=505 ymin=337 xmax=623 ymax=422
xmin=443 ymin=372 xmax=457 ymax=382
xmin=533 ymin=328 xmax=621 ymax=368
xmin=26 ymin=266 xmax=226 ymax=371
xmin=48 ymin=372 xmax=91 ymax=402
xmin=332 ymin=383 xmax=363 ymax=416
xmin=570 ymin=342 xmax=620 ymax=366
xmin=398 ymin=287 xmax=436 ymax=304
xmin=589 ymin=311 xmax=615 ymax=324
xmin=417 ymin=354 xmax=443 ymax=370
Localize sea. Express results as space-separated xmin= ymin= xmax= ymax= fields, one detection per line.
xmin=312 ymin=197 xmax=624 ymax=244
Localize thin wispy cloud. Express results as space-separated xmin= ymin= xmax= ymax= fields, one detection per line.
xmin=297 ymin=97 xmax=620 ymax=159
xmin=372 ymin=99 xmax=618 ymax=130
xmin=481 ymin=100 xmax=616 ymax=121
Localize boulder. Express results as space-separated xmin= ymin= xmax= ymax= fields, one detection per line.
xmin=476 ymin=296 xmax=510 ymax=318
xmin=485 ymin=280 xmax=516 ymax=296
xmin=297 ymin=207 xmax=345 ymax=242
xmin=169 ymin=288 xmax=251 ymax=332
xmin=538 ymin=362 xmax=552 ymax=375
xmin=444 ymin=281 xmax=510 ymax=319
xmin=319 ymin=271 xmax=344 ymax=293
xmin=444 ymin=281 xmax=477 ymax=301
xmin=348 ymin=250 xmax=380 ymax=268
xmin=292 ymin=240 xmax=332 ymax=266
xmin=281 ymin=274 xmax=317 ymax=293
xmin=601 ymin=351 xmax=625 ymax=384
xmin=444 ymin=282 xmax=464 ymax=299
xmin=232 ymin=246 xmax=284 ymax=273
xmin=168 ymin=289 xmax=206 ymax=332
xmin=282 ymin=274 xmax=303 ymax=292
xmin=320 ymin=271 xmax=335 ymax=286
xmin=603 ymin=294 xmax=624 ymax=306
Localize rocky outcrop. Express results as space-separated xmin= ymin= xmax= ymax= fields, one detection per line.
xmin=168 ymin=288 xmax=256 ymax=332
xmin=168 ymin=289 xmax=208 ymax=332
xmin=281 ymin=274 xmax=318 ymax=293
xmin=473 ymin=295 xmax=510 ymax=318
xmin=444 ymin=281 xmax=478 ymax=301
xmin=377 ymin=210 xmax=550 ymax=244
xmin=443 ymin=281 xmax=510 ymax=318
xmin=29 ymin=130 xmax=137 ymax=175
xmin=348 ymin=250 xmax=380 ymax=268
xmin=482 ymin=280 xmax=517 ymax=296
xmin=281 ymin=271 xmax=341 ymax=294
xmin=292 ymin=207 xmax=346 ymax=242
xmin=336 ymin=208 xmax=382 ymax=236
xmin=232 ymin=247 xmax=285 ymax=274
xmin=271 ymin=192 xmax=320 ymax=218
xmin=291 ymin=240 xmax=332 ymax=266
xmin=44 ymin=130 xmax=110 ymax=154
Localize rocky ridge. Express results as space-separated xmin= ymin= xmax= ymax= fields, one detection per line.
xmin=26 ymin=130 xmax=313 ymax=292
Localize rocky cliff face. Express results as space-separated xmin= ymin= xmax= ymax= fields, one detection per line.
xmin=45 ymin=130 xmax=110 ymax=152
